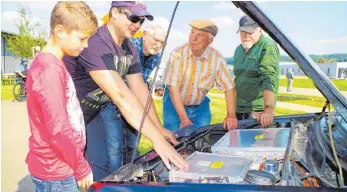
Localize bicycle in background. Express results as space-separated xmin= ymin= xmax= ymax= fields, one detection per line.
xmin=12 ymin=58 xmax=28 ymax=102
xmin=12 ymin=73 xmax=27 ymax=102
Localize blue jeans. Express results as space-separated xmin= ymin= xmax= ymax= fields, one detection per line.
xmin=85 ymin=103 xmax=138 ymax=181
xmin=85 ymin=111 xmax=109 ymax=181
xmin=163 ymin=87 xmax=212 ymax=132
xmin=31 ymin=176 xmax=78 ymax=192
xmin=101 ymin=103 xmax=138 ymax=173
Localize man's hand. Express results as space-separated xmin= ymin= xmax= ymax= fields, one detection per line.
xmin=180 ymin=119 xmax=193 ymax=129
xmin=223 ymin=115 xmax=238 ymax=130
xmin=153 ymin=137 xmax=189 ymax=170
xmin=77 ymin=171 xmax=93 ymax=191
xmin=159 ymin=127 xmax=179 ymax=145
xmin=256 ymin=108 xmax=274 ymax=127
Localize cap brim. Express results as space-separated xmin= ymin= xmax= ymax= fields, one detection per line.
xmin=128 ymin=7 xmax=154 ymax=21
xmin=237 ymin=26 xmax=258 ymax=34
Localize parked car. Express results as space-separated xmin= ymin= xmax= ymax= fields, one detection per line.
xmin=89 ymin=1 xmax=347 ymax=191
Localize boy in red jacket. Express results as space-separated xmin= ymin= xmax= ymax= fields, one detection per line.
xmin=25 ymin=2 xmax=98 ymax=191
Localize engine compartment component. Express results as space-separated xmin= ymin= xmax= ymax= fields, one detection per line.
xmin=103 ymin=114 xmax=346 ymax=189
xmin=244 ymin=170 xmax=276 ymax=185
xmin=169 ymin=128 xmax=291 ymax=185
xmin=305 ymin=114 xmax=347 ymax=187
xmin=169 ymin=152 xmax=253 ymax=184
xmin=261 ymin=160 xmax=280 ymax=180
xmin=211 ymin=128 xmax=290 ymax=160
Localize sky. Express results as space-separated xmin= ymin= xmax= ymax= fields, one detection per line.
xmin=1 ymin=1 xmax=347 ymax=58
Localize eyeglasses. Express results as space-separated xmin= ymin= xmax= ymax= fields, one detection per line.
xmin=120 ymin=10 xmax=145 ymax=25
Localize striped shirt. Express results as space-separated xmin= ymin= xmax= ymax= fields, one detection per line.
xmin=165 ymin=43 xmax=234 ymax=106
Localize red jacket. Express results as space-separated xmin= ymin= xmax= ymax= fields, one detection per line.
xmin=25 ymin=52 xmax=91 ymax=181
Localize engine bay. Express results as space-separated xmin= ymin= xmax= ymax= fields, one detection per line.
xmin=103 ymin=113 xmax=347 ymax=189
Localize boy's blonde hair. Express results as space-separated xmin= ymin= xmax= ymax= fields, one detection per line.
xmin=50 ymin=1 xmax=98 ymax=36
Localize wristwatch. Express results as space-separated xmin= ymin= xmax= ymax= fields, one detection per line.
xmin=264 ymin=104 xmax=274 ymax=109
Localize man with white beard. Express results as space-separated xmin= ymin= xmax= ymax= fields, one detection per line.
xmin=233 ymin=15 xmax=280 ymax=128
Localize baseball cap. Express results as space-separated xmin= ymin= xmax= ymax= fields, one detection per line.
xmin=111 ymin=1 xmax=154 ymax=21
xmin=237 ymin=15 xmax=259 ymax=33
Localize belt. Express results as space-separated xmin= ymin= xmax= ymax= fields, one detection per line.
xmin=185 ymin=105 xmax=199 ymax=108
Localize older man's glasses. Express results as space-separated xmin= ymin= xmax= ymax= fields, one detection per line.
xmin=121 ymin=11 xmax=145 ymax=25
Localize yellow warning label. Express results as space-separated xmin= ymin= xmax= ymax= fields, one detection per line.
xmin=255 ymin=135 xmax=264 ymax=140
xmin=210 ymin=161 xmax=224 ymax=169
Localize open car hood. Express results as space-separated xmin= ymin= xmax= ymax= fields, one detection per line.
xmin=233 ymin=1 xmax=347 ymax=122
xmin=91 ymin=2 xmax=347 ymax=191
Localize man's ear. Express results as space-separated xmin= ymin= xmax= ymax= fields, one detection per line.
xmin=209 ymin=37 xmax=214 ymax=44
xmin=53 ymin=24 xmax=66 ymax=39
xmin=111 ymin=8 xmax=120 ymax=19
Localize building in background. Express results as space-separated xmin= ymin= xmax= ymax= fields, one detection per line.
xmin=280 ymin=62 xmax=347 ymax=79
xmin=1 ymin=30 xmax=21 ymax=74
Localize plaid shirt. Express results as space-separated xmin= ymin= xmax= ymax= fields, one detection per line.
xmin=131 ymin=37 xmax=161 ymax=82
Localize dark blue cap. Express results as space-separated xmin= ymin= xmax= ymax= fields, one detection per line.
xmin=237 ymin=15 xmax=259 ymax=33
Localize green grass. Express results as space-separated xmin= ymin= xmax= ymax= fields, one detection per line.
xmin=209 ymin=88 xmax=335 ymax=109
xmin=277 ymin=92 xmax=331 ymax=109
xmin=1 ymin=85 xmax=14 ymax=100
xmin=274 ymin=107 xmax=306 ymax=115
xmin=332 ymin=80 xmax=347 ymax=91
xmin=279 ymin=78 xmax=347 ymax=91
xmin=207 ymin=95 xmax=305 ymax=117
xmin=153 ymin=98 xmax=163 ymax=124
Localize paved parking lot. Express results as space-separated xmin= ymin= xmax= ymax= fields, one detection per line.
xmin=1 ymin=101 xmax=34 ymax=192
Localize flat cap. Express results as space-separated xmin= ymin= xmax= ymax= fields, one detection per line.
xmin=189 ymin=19 xmax=218 ymax=37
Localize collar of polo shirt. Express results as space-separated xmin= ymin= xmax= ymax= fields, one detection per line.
xmin=188 ymin=45 xmax=211 ymax=61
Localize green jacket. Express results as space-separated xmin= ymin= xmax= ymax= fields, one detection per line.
xmin=233 ymin=34 xmax=280 ymax=113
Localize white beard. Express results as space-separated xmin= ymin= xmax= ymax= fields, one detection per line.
xmin=241 ymin=42 xmax=253 ymax=50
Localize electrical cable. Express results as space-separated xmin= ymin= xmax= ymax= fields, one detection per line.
xmin=128 ymin=1 xmax=181 ymax=178
xmin=327 ymin=104 xmax=345 ymax=187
